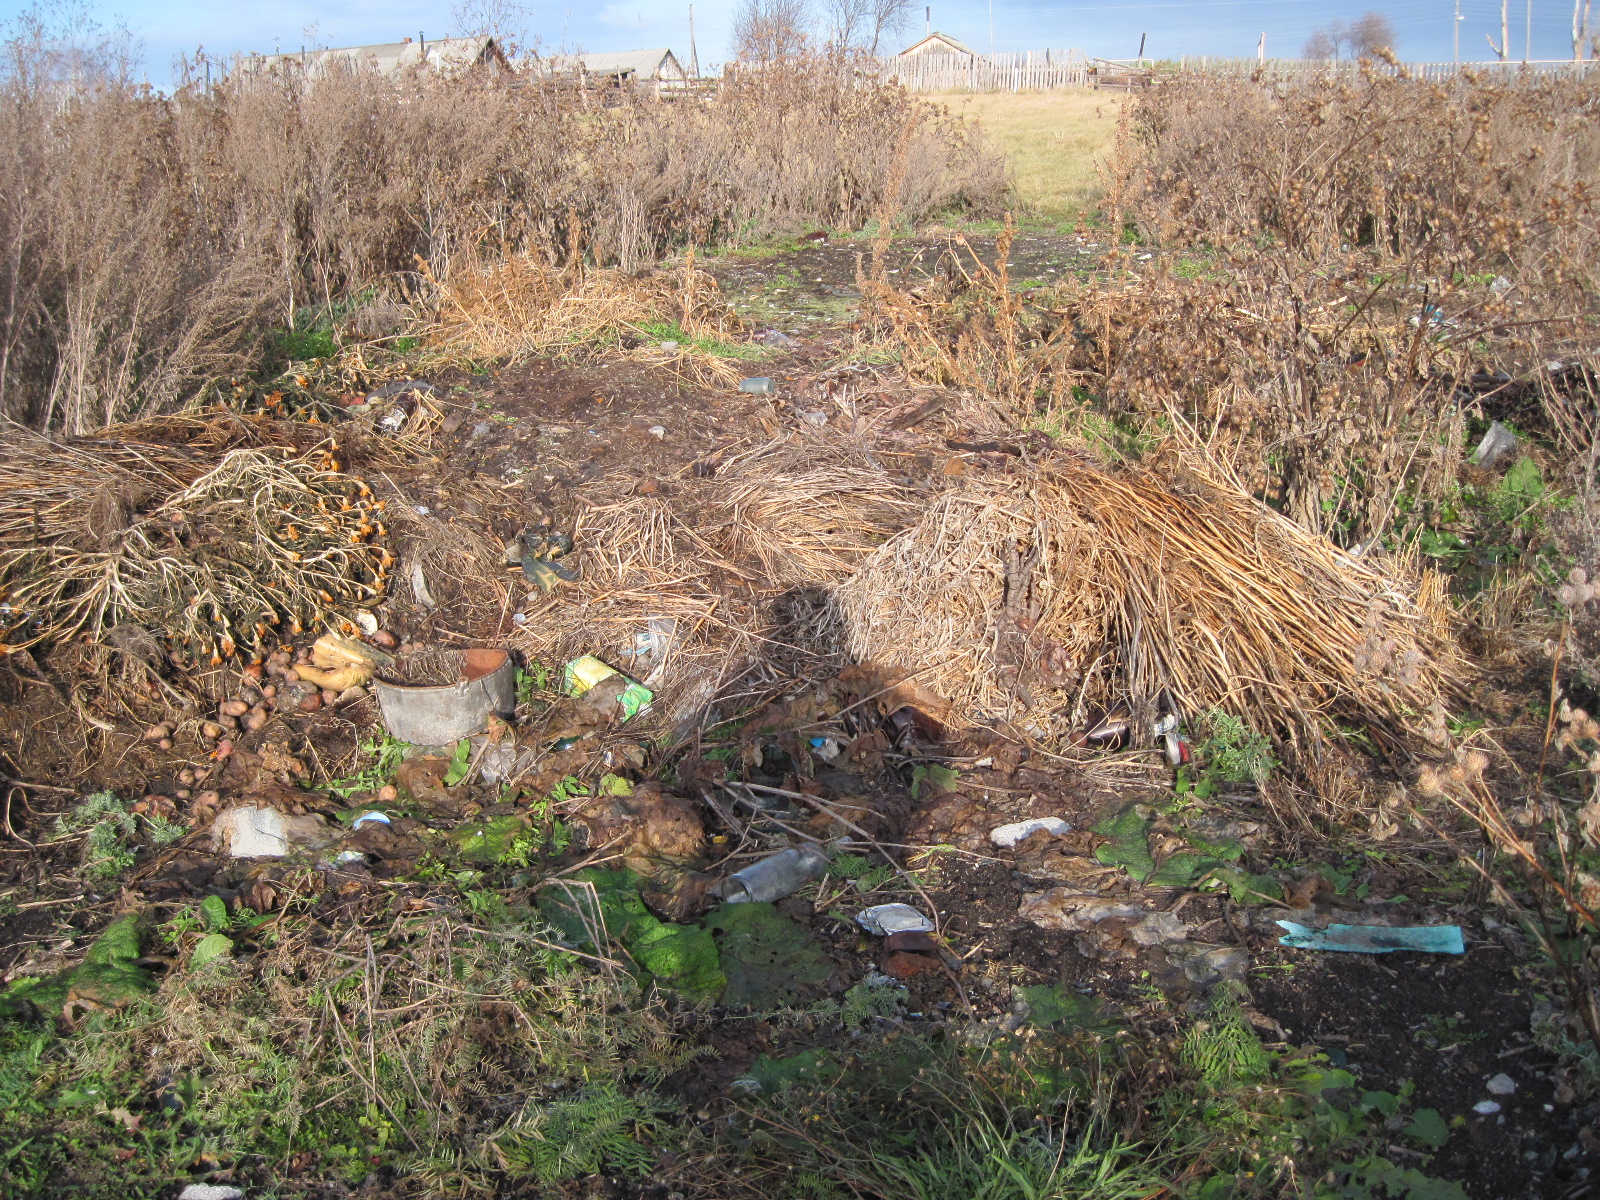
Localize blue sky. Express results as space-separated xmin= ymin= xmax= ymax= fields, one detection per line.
xmin=1 ymin=0 xmax=1590 ymax=85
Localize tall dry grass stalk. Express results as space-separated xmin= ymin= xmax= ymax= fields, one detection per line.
xmin=0 ymin=24 xmax=1003 ymax=434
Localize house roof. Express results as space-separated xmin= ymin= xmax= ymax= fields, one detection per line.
xmin=240 ymin=37 xmax=506 ymax=76
xmin=538 ymin=49 xmax=687 ymax=79
xmin=897 ymin=32 xmax=979 ymax=56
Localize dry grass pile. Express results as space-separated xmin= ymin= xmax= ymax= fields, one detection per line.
xmin=833 ymin=457 xmax=1457 ymax=770
xmin=510 ymin=435 xmax=928 ymax=732
xmin=428 ymin=253 xmax=746 ymax=388
xmin=0 ymin=420 xmax=391 ymax=660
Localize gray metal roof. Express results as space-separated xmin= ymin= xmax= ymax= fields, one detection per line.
xmin=239 ymin=37 xmax=505 ymax=77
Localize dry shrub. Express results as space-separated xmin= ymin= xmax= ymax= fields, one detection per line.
xmin=510 ymin=435 xmax=928 ymax=733
xmin=833 ymin=456 xmax=1457 ymax=774
xmin=0 ymin=19 xmax=1002 ymax=433
xmin=868 ymin=68 xmax=1599 ymax=548
xmin=0 ymin=419 xmax=391 ymax=659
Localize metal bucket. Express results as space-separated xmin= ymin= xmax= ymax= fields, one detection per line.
xmin=372 ymin=648 xmax=515 ymax=745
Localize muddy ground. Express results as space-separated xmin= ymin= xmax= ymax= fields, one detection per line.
xmin=0 ymin=233 xmax=1591 ymax=1200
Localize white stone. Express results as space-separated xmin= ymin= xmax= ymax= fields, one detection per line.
xmin=1473 ymin=1100 xmax=1502 ymax=1115
xmin=990 ymin=817 xmax=1071 ymax=848
xmin=1486 ymin=1073 xmax=1516 ymax=1095
xmin=178 ymin=1186 xmax=244 ymax=1200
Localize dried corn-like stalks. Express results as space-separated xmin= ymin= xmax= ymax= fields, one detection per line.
xmin=834 ymin=457 xmax=1459 ymax=762
xmin=0 ymin=431 xmax=390 ymax=661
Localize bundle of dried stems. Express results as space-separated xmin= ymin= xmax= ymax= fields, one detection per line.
xmin=833 ymin=457 xmax=1458 ymax=763
xmin=0 ymin=423 xmax=391 ymax=660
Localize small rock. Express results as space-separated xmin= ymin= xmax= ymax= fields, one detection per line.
xmin=334 ymin=686 xmax=368 ymax=706
xmin=143 ymin=723 xmax=174 ymax=742
xmin=371 ymin=630 xmax=399 ymax=650
xmin=1486 ymin=1073 xmax=1517 ymax=1096
xmin=200 ymin=721 xmax=224 ymax=739
xmin=320 ymin=688 xmax=339 ymax=705
xmin=178 ymin=1186 xmax=244 ymax=1200
xmin=298 ymin=693 xmax=323 ymax=713
xmin=882 ymin=951 xmax=941 ymax=980
xmin=219 ymin=700 xmax=249 ymax=718
xmin=648 ymin=425 xmax=666 ymax=439
xmin=377 ymin=784 xmax=399 ymax=803
xmin=1473 ymin=1100 xmax=1502 ymax=1115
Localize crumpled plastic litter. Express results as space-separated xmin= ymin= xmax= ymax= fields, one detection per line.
xmin=1275 ymin=920 xmax=1464 ymax=955
xmin=856 ymin=903 xmax=935 ymax=936
xmin=212 ymin=806 xmax=334 ymax=858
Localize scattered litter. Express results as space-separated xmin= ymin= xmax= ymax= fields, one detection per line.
xmin=351 ymin=811 xmax=391 ymax=829
xmin=1486 ymin=1073 xmax=1517 ymax=1096
xmin=759 ymin=329 xmax=797 ymax=347
xmin=856 ymin=903 xmax=935 ymax=936
xmin=738 ymin=377 xmax=775 ymax=395
xmin=561 ymin=655 xmax=653 ymax=720
xmin=711 ymin=844 xmax=830 ymax=904
xmin=808 ymin=735 xmax=842 ymax=763
xmin=1472 ymin=421 xmax=1520 ymax=469
xmin=334 ymin=849 xmax=366 ymax=864
xmin=659 ymin=340 xmax=680 ymax=352
xmin=990 ymin=817 xmax=1071 ymax=848
xmin=410 ymin=558 xmax=436 ymax=607
xmin=354 ymin=611 xmax=379 ymax=636
xmin=374 ymin=648 xmax=516 ymax=744
xmin=648 ymin=425 xmax=667 ymax=439
xmin=1275 ymin=921 xmax=1465 ymax=955
xmin=1473 ymin=1100 xmax=1502 ymax=1115
xmin=178 ymin=1186 xmax=245 ymax=1200
xmin=212 ymin=806 xmax=334 ymax=858
xmin=618 ymin=617 xmax=678 ymax=681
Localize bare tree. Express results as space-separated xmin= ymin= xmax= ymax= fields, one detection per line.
xmin=1346 ymin=11 xmax=1396 ymax=56
xmin=452 ymin=0 xmax=529 ymax=51
xmin=733 ymin=0 xmax=812 ymax=60
xmin=1302 ymin=11 xmax=1393 ymax=59
xmin=867 ymin=0 xmax=916 ymax=54
xmin=1576 ymin=0 xmax=1594 ymax=60
xmin=821 ymin=0 xmax=871 ymax=49
xmin=1302 ymin=28 xmax=1338 ymax=59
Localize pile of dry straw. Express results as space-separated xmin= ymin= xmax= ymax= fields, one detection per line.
xmin=514 ymin=435 xmax=1455 ymax=762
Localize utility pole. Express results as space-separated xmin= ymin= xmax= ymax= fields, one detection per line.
xmin=688 ymin=4 xmax=699 ymax=77
xmin=1526 ymin=0 xmax=1533 ymax=59
xmin=925 ymin=6 xmax=930 ymax=37
xmin=988 ymin=0 xmax=995 ymax=56
xmin=1454 ymin=0 xmax=1462 ymax=63
xmin=1257 ymin=31 xmax=1266 ymax=61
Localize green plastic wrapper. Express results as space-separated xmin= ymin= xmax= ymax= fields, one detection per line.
xmin=561 ymin=655 xmax=653 ymax=720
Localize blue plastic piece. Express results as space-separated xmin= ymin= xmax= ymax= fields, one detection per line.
xmin=1276 ymin=920 xmax=1465 ymax=955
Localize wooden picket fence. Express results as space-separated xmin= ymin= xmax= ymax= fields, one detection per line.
xmin=880 ymin=50 xmax=1089 ymax=91
xmin=866 ymin=51 xmax=1599 ymax=94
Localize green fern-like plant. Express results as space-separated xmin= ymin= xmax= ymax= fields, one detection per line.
xmin=1182 ymin=982 xmax=1271 ymax=1089
xmin=56 ymin=791 xmax=137 ymax=881
xmin=497 ymin=1083 xmax=672 ymax=1183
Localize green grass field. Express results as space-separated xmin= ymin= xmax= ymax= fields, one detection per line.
xmin=934 ymin=90 xmax=1125 ymax=222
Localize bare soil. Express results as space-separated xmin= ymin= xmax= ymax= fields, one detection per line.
xmin=0 ymin=236 xmax=1586 ymax=1200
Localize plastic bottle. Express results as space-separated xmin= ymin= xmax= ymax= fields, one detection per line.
xmin=711 ymin=844 xmax=830 ymax=903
